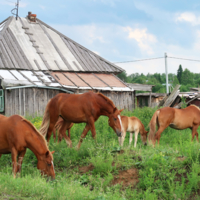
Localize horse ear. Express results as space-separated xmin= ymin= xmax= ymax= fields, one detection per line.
xmin=51 ymin=151 xmax=55 ymax=154
xmin=119 ymin=109 xmax=124 ymax=113
xmin=113 ymin=107 xmax=117 ymax=113
xmin=45 ymin=151 xmax=49 ymax=157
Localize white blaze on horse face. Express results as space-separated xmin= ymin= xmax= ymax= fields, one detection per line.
xmin=51 ymin=161 xmax=55 ymax=173
xmin=118 ymin=115 xmax=123 ymax=133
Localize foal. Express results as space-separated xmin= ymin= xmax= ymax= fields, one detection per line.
xmin=118 ymin=116 xmax=148 ymax=147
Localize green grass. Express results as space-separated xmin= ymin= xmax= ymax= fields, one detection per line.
xmin=1 ymin=107 xmax=200 ymax=199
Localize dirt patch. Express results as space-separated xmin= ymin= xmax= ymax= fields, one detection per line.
xmin=79 ymin=163 xmax=94 ymax=173
xmin=111 ymin=168 xmax=139 ymax=188
xmin=176 ymin=156 xmax=187 ymax=161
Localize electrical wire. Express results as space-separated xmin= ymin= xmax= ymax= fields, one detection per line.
xmin=168 ymin=56 xmax=200 ymax=62
xmin=114 ymin=57 xmax=164 ymax=63
xmin=114 ymin=56 xmax=200 ymax=64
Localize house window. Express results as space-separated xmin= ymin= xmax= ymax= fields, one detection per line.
xmin=0 ymin=89 xmax=4 ymax=112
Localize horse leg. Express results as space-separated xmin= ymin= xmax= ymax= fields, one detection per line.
xmin=47 ymin=118 xmax=59 ymax=142
xmin=118 ymin=131 xmax=126 ymax=147
xmin=191 ymin=125 xmax=199 ymax=142
xmin=0 ymin=154 xmax=1 ymax=158
xmin=195 ymin=131 xmax=199 ymax=142
xmin=59 ymin=122 xmax=72 ymax=147
xmin=154 ymin=126 xmax=167 ymax=146
xmin=77 ymin=124 xmax=90 ymax=150
xmin=52 ymin=128 xmax=56 ymax=143
xmin=17 ymin=149 xmax=26 ymax=174
xmin=68 ymin=128 xmax=71 ymax=139
xmin=11 ymin=148 xmax=18 ymax=178
xmin=129 ymin=133 xmax=133 ymax=147
xmin=133 ymin=130 xmax=139 ymax=148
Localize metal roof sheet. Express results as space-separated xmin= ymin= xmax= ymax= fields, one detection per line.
xmin=51 ymin=72 xmax=131 ymax=91
xmin=0 ymin=69 xmax=131 ymax=91
xmin=0 ymin=16 xmax=123 ymax=73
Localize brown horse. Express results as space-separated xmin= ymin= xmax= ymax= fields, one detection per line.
xmin=148 ymin=105 xmax=200 ymax=145
xmin=118 ymin=116 xmax=148 ymax=147
xmin=40 ymin=91 xmax=123 ymax=149
xmin=52 ymin=117 xmax=73 ymax=143
xmin=0 ymin=114 xmax=55 ymax=179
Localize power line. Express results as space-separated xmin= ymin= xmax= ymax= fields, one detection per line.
xmin=5 ymin=0 xmax=16 ymax=4
xmin=168 ymin=56 xmax=200 ymax=62
xmin=114 ymin=57 xmax=164 ymax=63
xmin=113 ymin=56 xmax=200 ymax=64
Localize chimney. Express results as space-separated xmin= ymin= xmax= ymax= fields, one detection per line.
xmin=27 ymin=12 xmax=37 ymax=22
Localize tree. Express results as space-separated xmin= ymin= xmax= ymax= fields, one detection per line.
xmin=117 ymin=71 xmax=127 ymax=82
xmin=181 ymin=68 xmax=193 ymax=85
xmin=177 ymin=65 xmax=183 ymax=84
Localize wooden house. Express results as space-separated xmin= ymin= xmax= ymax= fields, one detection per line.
xmin=0 ymin=13 xmax=133 ymax=116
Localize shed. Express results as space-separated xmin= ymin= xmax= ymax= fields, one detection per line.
xmin=0 ymin=14 xmax=134 ymax=116
xmin=136 ymin=93 xmax=165 ymax=108
xmin=127 ymin=83 xmax=155 ymax=107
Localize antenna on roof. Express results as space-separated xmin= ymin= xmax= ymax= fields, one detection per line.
xmin=11 ymin=0 xmax=20 ymax=20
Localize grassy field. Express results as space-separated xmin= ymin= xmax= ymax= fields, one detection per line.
xmin=1 ymin=107 xmax=200 ymax=200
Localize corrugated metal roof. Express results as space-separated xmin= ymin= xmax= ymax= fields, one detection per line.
xmin=0 ymin=69 xmax=132 ymax=91
xmin=127 ymin=83 xmax=154 ymax=91
xmin=0 ymin=16 xmax=123 ymax=73
xmin=51 ymin=72 xmax=132 ymax=91
xmin=0 ymin=69 xmax=61 ymax=88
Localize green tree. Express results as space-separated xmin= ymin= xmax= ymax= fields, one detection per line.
xmin=181 ymin=68 xmax=193 ymax=85
xmin=117 ymin=71 xmax=127 ymax=82
xmin=177 ymin=65 xmax=183 ymax=84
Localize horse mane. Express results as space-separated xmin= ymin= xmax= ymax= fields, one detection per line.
xmin=97 ymin=92 xmax=115 ymax=108
xmin=190 ymin=104 xmax=200 ymax=110
xmin=20 ymin=116 xmax=48 ymax=149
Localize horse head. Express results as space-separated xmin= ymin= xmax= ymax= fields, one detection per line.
xmin=141 ymin=130 xmax=148 ymax=146
xmin=37 ymin=150 xmax=55 ymax=180
xmin=108 ymin=108 xmax=124 ymax=137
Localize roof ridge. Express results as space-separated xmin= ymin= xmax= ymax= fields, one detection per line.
xmin=0 ymin=16 xmax=13 ymax=37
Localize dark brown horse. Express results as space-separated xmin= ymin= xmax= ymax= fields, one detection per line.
xmin=40 ymin=91 xmax=123 ymax=149
xmin=52 ymin=117 xmax=73 ymax=143
xmin=0 ymin=114 xmax=55 ymax=179
xmin=148 ymin=105 xmax=200 ymax=145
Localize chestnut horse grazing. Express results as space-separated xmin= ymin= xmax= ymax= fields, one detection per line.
xmin=40 ymin=91 xmax=123 ymax=149
xmin=148 ymin=105 xmax=200 ymax=145
xmin=118 ymin=116 xmax=148 ymax=147
xmin=0 ymin=114 xmax=55 ymax=179
xmin=52 ymin=117 xmax=73 ymax=143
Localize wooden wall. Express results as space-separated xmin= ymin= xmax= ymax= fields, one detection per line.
xmin=4 ymin=88 xmax=134 ymax=117
xmin=100 ymin=91 xmax=134 ymax=111
xmin=4 ymin=88 xmax=61 ymax=117
xmin=78 ymin=89 xmax=134 ymax=111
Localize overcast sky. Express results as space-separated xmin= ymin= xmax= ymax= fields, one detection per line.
xmin=1 ymin=0 xmax=200 ymax=75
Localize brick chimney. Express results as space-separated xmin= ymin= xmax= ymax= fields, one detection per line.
xmin=28 ymin=12 xmax=37 ymax=22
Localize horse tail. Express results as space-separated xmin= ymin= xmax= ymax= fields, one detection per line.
xmin=139 ymin=121 xmax=148 ymax=135
xmin=40 ymin=100 xmax=51 ymax=137
xmin=55 ymin=119 xmax=64 ymax=138
xmin=148 ymin=110 xmax=160 ymax=142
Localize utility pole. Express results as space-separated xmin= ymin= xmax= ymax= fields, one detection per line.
xmin=165 ymin=53 xmax=169 ymax=94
